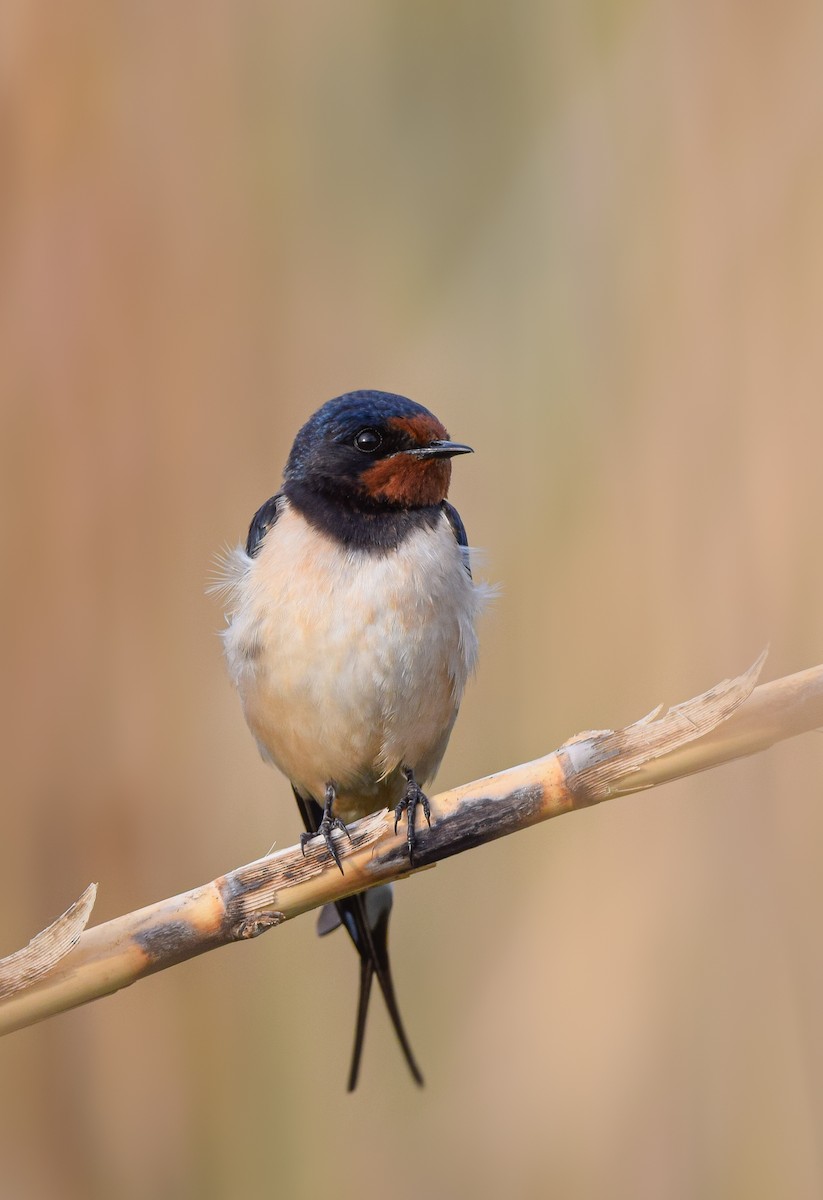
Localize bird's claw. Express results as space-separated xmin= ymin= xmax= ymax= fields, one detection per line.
xmin=394 ymin=768 xmax=431 ymax=866
xmin=300 ymin=813 xmax=352 ymax=875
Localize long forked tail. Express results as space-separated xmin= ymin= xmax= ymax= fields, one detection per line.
xmin=294 ymin=789 xmax=424 ymax=1090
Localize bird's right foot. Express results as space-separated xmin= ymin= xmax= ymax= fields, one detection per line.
xmin=300 ymin=782 xmax=352 ymax=873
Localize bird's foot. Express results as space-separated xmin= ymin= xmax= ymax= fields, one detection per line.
xmin=300 ymin=783 xmax=352 ymax=874
xmin=394 ymin=767 xmax=431 ymax=867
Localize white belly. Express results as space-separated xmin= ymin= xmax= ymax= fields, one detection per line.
xmin=220 ymin=500 xmax=484 ymax=820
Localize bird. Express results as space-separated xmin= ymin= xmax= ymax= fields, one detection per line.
xmin=215 ymin=389 xmax=487 ymax=1089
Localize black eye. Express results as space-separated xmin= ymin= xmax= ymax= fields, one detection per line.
xmin=354 ymin=428 xmax=383 ymax=453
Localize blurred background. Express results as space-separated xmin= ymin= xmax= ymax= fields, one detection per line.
xmin=1 ymin=2 xmax=822 ymax=1197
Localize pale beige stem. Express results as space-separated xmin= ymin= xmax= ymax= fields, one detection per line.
xmin=0 ymin=653 xmax=820 ymax=1038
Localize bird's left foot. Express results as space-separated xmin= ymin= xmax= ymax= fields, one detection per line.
xmin=300 ymin=783 xmax=352 ymax=874
xmin=394 ymin=767 xmax=431 ymax=866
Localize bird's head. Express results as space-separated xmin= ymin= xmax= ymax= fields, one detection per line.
xmin=283 ymin=390 xmax=472 ymax=510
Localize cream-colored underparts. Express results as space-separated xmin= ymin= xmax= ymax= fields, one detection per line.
xmin=220 ymin=499 xmax=488 ymax=822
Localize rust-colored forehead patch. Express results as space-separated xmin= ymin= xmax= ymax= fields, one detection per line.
xmin=358 ymin=411 xmax=454 ymax=507
xmin=388 ymin=413 xmax=449 ymax=445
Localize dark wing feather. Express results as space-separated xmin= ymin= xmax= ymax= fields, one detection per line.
xmin=441 ymin=499 xmax=472 ymax=578
xmin=246 ymin=493 xmax=282 ymax=558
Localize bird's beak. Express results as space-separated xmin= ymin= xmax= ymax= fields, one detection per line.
xmin=402 ymin=440 xmax=474 ymax=460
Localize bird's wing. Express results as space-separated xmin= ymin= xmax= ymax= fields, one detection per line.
xmin=441 ymin=499 xmax=472 ymax=578
xmin=246 ymin=493 xmax=283 ymax=558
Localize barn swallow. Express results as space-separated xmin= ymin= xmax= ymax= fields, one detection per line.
xmin=216 ymin=390 xmax=486 ymax=1088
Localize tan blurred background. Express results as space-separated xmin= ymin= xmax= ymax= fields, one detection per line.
xmin=2 ymin=2 xmax=822 ymax=1197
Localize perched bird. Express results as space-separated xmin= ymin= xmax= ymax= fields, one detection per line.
xmin=216 ymin=390 xmax=487 ymax=1088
